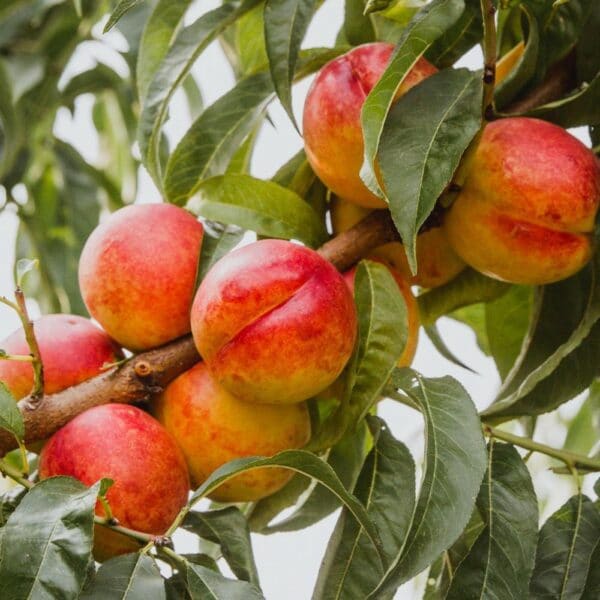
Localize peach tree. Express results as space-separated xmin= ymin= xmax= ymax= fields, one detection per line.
xmin=0 ymin=0 xmax=598 ymax=598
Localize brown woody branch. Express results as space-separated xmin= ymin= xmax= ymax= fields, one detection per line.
xmin=0 ymin=60 xmax=575 ymax=457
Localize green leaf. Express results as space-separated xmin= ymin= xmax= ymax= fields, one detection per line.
xmin=347 ymin=260 xmax=408 ymax=422
xmin=564 ymin=380 xmax=600 ymax=456
xmin=190 ymin=450 xmax=385 ymax=564
xmin=0 ymin=477 xmax=99 ymax=600
xmin=313 ymin=418 xmax=415 ymax=600
xmin=582 ymin=534 xmax=600 ymax=599
xmin=15 ymin=257 xmax=38 ymax=287
xmin=81 ymin=553 xmax=166 ymax=599
xmin=0 ymin=485 xmax=27 ymax=527
xmin=182 ymin=508 xmax=259 ymax=585
xmin=164 ymin=72 xmax=273 ymax=204
xmin=137 ymin=0 xmax=261 ymax=184
xmin=417 ymin=268 xmax=510 ymax=326
xmin=104 ymin=0 xmax=144 ymax=32
xmin=0 ymin=382 xmax=24 ymax=442
xmin=370 ymin=369 xmax=487 ymax=596
xmin=0 ymin=58 xmax=19 ymax=181
xmin=379 ymin=67 xmax=481 ymax=272
xmin=446 ymin=442 xmax=538 ymax=600
xmin=186 ymin=563 xmax=264 ymax=600
xmin=264 ymin=0 xmax=319 ymax=128
xmin=196 ymin=224 xmax=244 ymax=288
xmin=186 ymin=175 xmax=327 ymax=248
xmin=359 ymin=0 xmax=465 ymax=196
xmin=343 ymin=0 xmax=376 ymax=46
xmin=485 ymin=285 xmax=533 ymax=380
xmin=529 ymin=494 xmax=600 ymax=599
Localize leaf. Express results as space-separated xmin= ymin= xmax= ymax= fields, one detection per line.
xmin=347 ymin=260 xmax=409 ymax=423
xmin=379 ymin=67 xmax=481 ymax=272
xmin=190 ymin=450 xmax=385 ymax=564
xmin=485 ymin=285 xmax=533 ymax=380
xmin=0 ymin=485 xmax=27 ymax=527
xmin=0 ymin=477 xmax=99 ymax=600
xmin=359 ymin=0 xmax=465 ymax=196
xmin=196 ymin=225 xmax=244 ymax=288
xmin=81 ymin=553 xmax=166 ymax=599
xmin=343 ymin=0 xmax=376 ymax=46
xmin=0 ymin=58 xmax=20 ymax=181
xmin=417 ymin=268 xmax=510 ymax=326
xmin=0 ymin=382 xmax=24 ymax=442
xmin=186 ymin=175 xmax=328 ymax=248
xmin=15 ymin=257 xmax=38 ymax=287
xmin=529 ymin=494 xmax=600 ymax=599
xmin=564 ymin=380 xmax=600 ymax=456
xmin=264 ymin=0 xmax=319 ymax=128
xmin=137 ymin=0 xmax=262 ymax=184
xmin=104 ymin=0 xmax=144 ymax=32
xmin=446 ymin=442 xmax=538 ymax=600
xmin=582 ymin=534 xmax=600 ymax=599
xmin=369 ymin=369 xmax=487 ymax=596
xmin=182 ymin=507 xmax=259 ymax=585
xmin=186 ymin=563 xmax=264 ymax=600
xmin=313 ymin=417 xmax=415 ymax=600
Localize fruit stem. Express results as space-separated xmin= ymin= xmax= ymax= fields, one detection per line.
xmin=0 ymin=458 xmax=33 ymax=488
xmin=480 ymin=0 xmax=497 ymax=120
xmin=484 ymin=426 xmax=600 ymax=472
xmin=0 ymin=354 xmax=35 ymax=362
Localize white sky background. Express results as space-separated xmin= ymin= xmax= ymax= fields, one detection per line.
xmin=0 ymin=0 xmax=596 ymax=597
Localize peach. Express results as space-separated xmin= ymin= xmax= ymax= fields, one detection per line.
xmin=303 ymin=42 xmax=437 ymax=208
xmin=154 ymin=362 xmax=310 ymax=502
xmin=444 ymin=118 xmax=600 ymax=285
xmin=191 ymin=239 xmax=357 ymax=405
xmin=79 ymin=203 xmax=204 ymax=351
xmin=0 ymin=314 xmax=122 ymax=400
xmin=39 ymin=404 xmax=190 ymax=561
xmin=343 ymin=263 xmax=419 ymax=367
xmin=330 ymin=197 xmax=465 ymax=288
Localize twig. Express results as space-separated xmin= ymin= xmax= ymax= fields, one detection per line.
xmin=480 ymin=0 xmax=497 ymax=121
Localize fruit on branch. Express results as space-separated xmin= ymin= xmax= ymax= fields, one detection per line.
xmin=331 ymin=197 xmax=465 ymax=288
xmin=444 ymin=117 xmax=600 ymax=285
xmin=39 ymin=404 xmax=190 ymax=561
xmin=0 ymin=314 xmax=122 ymax=399
xmin=343 ymin=262 xmax=419 ymax=367
xmin=303 ymin=42 xmax=437 ymax=208
xmin=191 ymin=239 xmax=357 ymax=405
xmin=154 ymin=362 xmax=310 ymax=502
xmin=79 ymin=204 xmax=204 ymax=351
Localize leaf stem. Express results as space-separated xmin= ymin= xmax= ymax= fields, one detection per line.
xmin=0 ymin=354 xmax=35 ymax=362
xmin=484 ymin=426 xmax=600 ymax=472
xmin=480 ymin=0 xmax=497 ymax=120
xmin=0 ymin=458 xmax=33 ymax=488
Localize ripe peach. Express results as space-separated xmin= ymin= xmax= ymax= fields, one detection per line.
xmin=444 ymin=118 xmax=600 ymax=285
xmin=39 ymin=404 xmax=190 ymax=561
xmin=154 ymin=362 xmax=310 ymax=502
xmin=79 ymin=203 xmax=204 ymax=351
xmin=330 ymin=197 xmax=465 ymax=288
xmin=343 ymin=263 xmax=419 ymax=367
xmin=303 ymin=42 xmax=437 ymax=208
xmin=191 ymin=239 xmax=357 ymax=405
xmin=0 ymin=314 xmax=122 ymax=400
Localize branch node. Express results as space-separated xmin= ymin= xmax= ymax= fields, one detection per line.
xmin=134 ymin=360 xmax=153 ymax=378
xmin=152 ymin=535 xmax=173 ymax=549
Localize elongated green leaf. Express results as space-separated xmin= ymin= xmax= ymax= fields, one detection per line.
xmin=0 ymin=477 xmax=99 ymax=600
xmin=264 ymin=0 xmax=319 ymax=128
xmin=196 ymin=225 xmax=244 ymax=287
xmin=446 ymin=442 xmax=538 ymax=599
xmin=564 ymin=380 xmax=600 ymax=456
xmin=530 ymin=494 xmax=600 ymax=599
xmin=165 ymin=72 xmax=273 ymax=203
xmin=379 ymin=68 xmax=481 ymax=272
xmin=81 ymin=553 xmax=166 ymax=599
xmin=0 ymin=485 xmax=27 ymax=527
xmin=186 ymin=175 xmax=327 ymax=248
xmin=0 ymin=58 xmax=19 ymax=180
xmin=582 ymin=535 xmax=600 ymax=599
xmin=183 ymin=508 xmax=259 ymax=585
xmin=190 ymin=450 xmax=385 ymax=564
xmin=138 ymin=0 xmax=261 ymax=183
xmin=370 ymin=369 xmax=487 ymax=597
xmin=417 ymin=268 xmax=510 ymax=326
xmin=343 ymin=0 xmax=376 ymax=46
xmin=0 ymin=382 xmax=24 ymax=441
xmin=360 ymin=0 xmax=464 ymax=196
xmin=313 ymin=418 xmax=415 ymax=600
xmin=347 ymin=261 xmax=408 ymax=422
xmin=104 ymin=0 xmax=144 ymax=32
xmin=186 ymin=563 xmax=264 ymax=600
xmin=255 ymin=422 xmax=368 ymax=533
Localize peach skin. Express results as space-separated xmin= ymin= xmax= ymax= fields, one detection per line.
xmin=79 ymin=203 xmax=204 ymax=351
xmin=154 ymin=362 xmax=311 ymax=502
xmin=0 ymin=314 xmax=122 ymax=400
xmin=303 ymin=42 xmax=437 ymax=208
xmin=330 ymin=197 xmax=465 ymax=288
xmin=444 ymin=118 xmax=600 ymax=285
xmin=191 ymin=239 xmax=357 ymax=405
xmin=39 ymin=404 xmax=190 ymax=561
